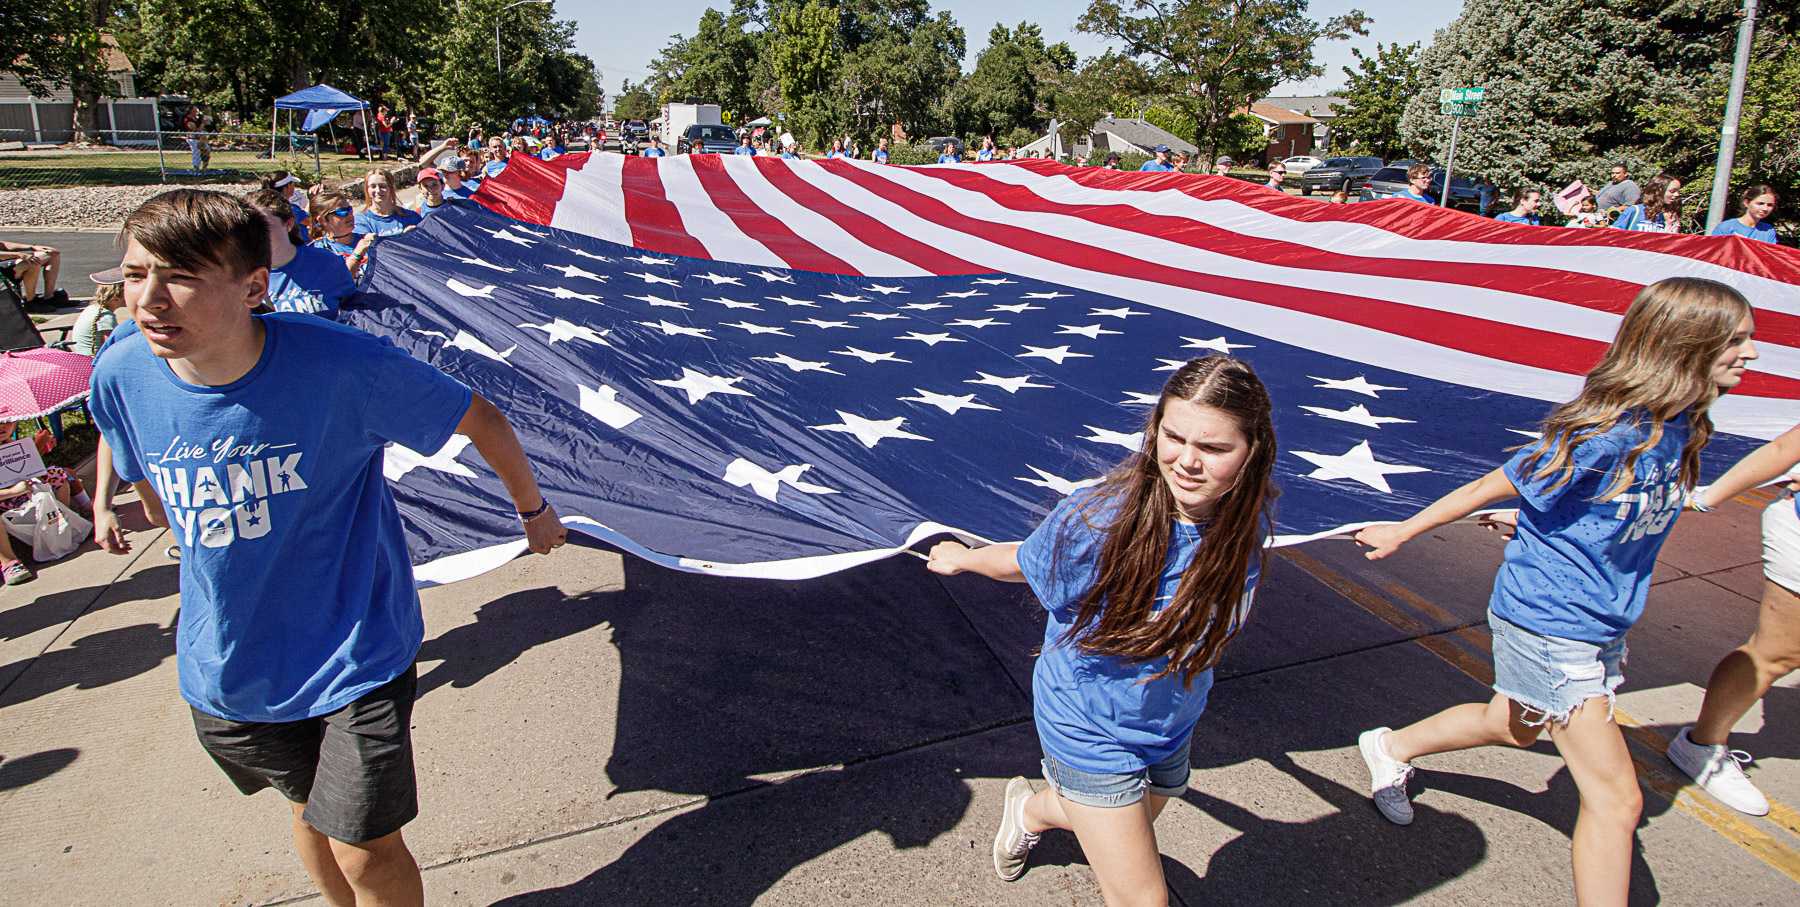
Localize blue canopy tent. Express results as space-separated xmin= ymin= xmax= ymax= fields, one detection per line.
xmin=274 ymin=84 xmax=374 ymax=166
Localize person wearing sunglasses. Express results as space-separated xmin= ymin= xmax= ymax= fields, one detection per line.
xmin=1265 ymin=164 xmax=1288 ymax=191
xmin=308 ymin=192 xmax=376 ymax=278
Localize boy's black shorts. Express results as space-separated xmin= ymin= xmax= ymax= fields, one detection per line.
xmin=190 ymin=665 xmax=418 ymax=844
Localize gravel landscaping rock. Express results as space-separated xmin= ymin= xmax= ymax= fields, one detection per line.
xmin=1 ymin=183 xmax=260 ymax=229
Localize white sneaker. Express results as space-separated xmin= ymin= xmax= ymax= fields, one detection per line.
xmin=1359 ymin=727 xmax=1415 ymax=825
xmin=1668 ymin=727 xmax=1769 ymax=816
xmin=993 ymin=776 xmax=1041 ymax=881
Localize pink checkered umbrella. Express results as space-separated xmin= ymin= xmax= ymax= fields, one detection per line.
xmin=0 ymin=348 xmax=94 ymax=421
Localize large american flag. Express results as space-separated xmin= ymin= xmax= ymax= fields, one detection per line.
xmin=340 ymin=155 xmax=1797 ymax=583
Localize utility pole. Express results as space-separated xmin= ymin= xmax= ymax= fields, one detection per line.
xmin=1707 ymin=0 xmax=1758 ymax=232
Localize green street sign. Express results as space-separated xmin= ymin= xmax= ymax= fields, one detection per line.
xmin=1439 ymin=87 xmax=1485 ymax=117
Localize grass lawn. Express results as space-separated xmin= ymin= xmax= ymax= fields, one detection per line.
xmin=0 ymin=147 xmax=393 ymax=190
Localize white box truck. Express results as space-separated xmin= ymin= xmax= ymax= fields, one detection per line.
xmin=660 ymin=103 xmax=723 ymax=145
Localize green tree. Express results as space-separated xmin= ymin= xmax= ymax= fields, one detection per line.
xmin=1330 ymin=41 xmax=1418 ymax=159
xmin=420 ymin=0 xmax=599 ymax=135
xmin=614 ymin=80 xmax=656 ymax=121
xmin=770 ymin=0 xmax=838 ymax=145
xmin=1396 ymin=0 xmax=1765 ymax=200
xmin=1076 ymin=0 xmax=1368 ymax=160
xmin=0 ymin=0 xmax=90 ymax=97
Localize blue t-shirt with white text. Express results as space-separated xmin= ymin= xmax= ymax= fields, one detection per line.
xmin=1494 ymin=416 xmax=1692 ymax=643
xmin=353 ymin=207 xmax=421 ymax=237
xmin=641 ymin=147 xmax=666 ymax=157
xmin=88 ymin=314 xmax=473 ymax=722
xmin=267 ymin=245 xmax=355 ymax=317
xmin=1494 ymin=212 xmax=1540 ymax=226
xmin=1016 ymin=492 xmax=1258 ymax=773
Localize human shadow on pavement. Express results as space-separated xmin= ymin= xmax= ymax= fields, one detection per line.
xmin=0 ymin=621 xmax=177 ymax=708
xmin=486 ymin=553 xmax=1039 ymax=906
xmin=0 ymin=563 xmax=179 ymax=643
xmin=0 ymin=747 xmax=78 ymax=792
xmin=415 ymin=584 xmax=615 ymax=698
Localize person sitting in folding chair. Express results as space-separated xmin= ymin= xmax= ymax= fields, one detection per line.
xmin=0 ymin=421 xmax=91 ymax=585
xmin=0 ymin=240 xmax=67 ymax=309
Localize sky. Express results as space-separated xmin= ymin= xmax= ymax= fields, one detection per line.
xmin=557 ymin=0 xmax=1464 ymax=100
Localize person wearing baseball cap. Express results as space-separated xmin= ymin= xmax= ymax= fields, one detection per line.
xmin=415 ymin=168 xmax=451 ymax=218
xmin=71 ymin=266 xmax=125 ymax=358
xmin=1140 ymin=144 xmax=1175 ymax=172
xmin=263 ymin=171 xmax=311 ymax=242
xmin=1212 ymin=156 xmax=1233 ymax=176
xmin=1103 ymin=153 xmax=1121 ymax=170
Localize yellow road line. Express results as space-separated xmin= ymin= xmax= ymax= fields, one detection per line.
xmin=1277 ymin=547 xmax=1800 ymax=881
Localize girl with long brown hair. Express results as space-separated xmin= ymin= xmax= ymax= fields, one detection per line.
xmin=1353 ymin=277 xmax=1760 ymax=906
xmin=928 ymin=356 xmax=1278 ymax=906
xmin=1613 ymin=172 xmax=1683 ymax=233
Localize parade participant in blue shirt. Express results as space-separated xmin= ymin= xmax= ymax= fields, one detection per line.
xmin=1493 ymin=188 xmax=1543 ymax=226
xmin=265 ymin=171 xmax=311 ymax=242
xmin=1354 ymin=278 xmax=1759 ymax=902
xmin=414 ymin=168 xmax=452 ymax=218
xmin=1395 ymin=163 xmax=1436 ymax=203
xmin=441 ymin=161 xmax=473 ymax=200
xmin=1139 ymin=144 xmax=1175 ymax=172
xmin=930 ymin=356 xmax=1277 ymax=899
xmin=92 ymin=188 xmax=566 ymax=907
xmin=1612 ymin=172 xmax=1684 ymax=233
xmin=735 ymin=135 xmax=757 ymax=156
xmin=937 ymin=144 xmax=961 ymax=164
xmin=352 ymin=170 xmax=421 ymax=237
xmin=976 ymin=137 xmax=997 ymax=162
xmin=244 ymin=188 xmax=354 ymax=318
xmin=307 ymin=191 xmax=375 ymax=279
xmin=1710 ymin=185 xmax=1779 ymax=243
xmin=873 ymin=137 xmax=890 ymax=164
xmin=642 ymin=135 xmax=667 ymax=157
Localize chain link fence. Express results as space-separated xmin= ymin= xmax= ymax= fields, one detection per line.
xmin=0 ymin=129 xmax=412 ymax=191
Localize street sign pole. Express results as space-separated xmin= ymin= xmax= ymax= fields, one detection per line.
xmin=1707 ymin=0 xmax=1759 ymax=232
xmin=1440 ymin=117 xmax=1460 ymax=208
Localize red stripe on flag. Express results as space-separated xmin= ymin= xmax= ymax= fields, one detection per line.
xmin=618 ymin=156 xmax=710 ymax=260
xmin=754 ymin=160 xmax=985 ymax=275
xmin=921 ymin=166 xmax=1800 ymax=348
xmin=1014 ymin=160 xmax=1800 ymax=287
xmin=686 ymin=156 xmax=856 ymax=273
xmin=472 ymin=153 xmax=568 ymax=226
xmin=822 ymin=161 xmax=1800 ymax=400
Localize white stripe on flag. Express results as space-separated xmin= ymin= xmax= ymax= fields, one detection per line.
xmin=551 ymin=152 xmax=632 ymax=246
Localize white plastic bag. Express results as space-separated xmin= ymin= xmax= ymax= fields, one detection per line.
xmin=2 ymin=483 xmax=92 ymax=562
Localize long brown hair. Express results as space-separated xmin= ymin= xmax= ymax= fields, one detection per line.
xmin=1643 ymin=172 xmax=1683 ymax=224
xmin=1055 ymin=356 xmax=1279 ymax=685
xmin=1521 ymin=277 xmax=1750 ymax=501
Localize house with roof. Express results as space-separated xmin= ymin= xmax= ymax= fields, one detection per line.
xmin=1020 ymin=116 xmax=1197 ymax=160
xmin=1257 ymin=95 xmax=1346 ymax=151
xmin=1242 ymin=102 xmax=1323 ymax=166
xmin=1 ymin=35 xmax=156 ymax=145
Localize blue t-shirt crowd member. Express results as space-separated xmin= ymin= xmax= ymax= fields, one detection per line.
xmin=268 ymin=245 xmax=355 ymax=317
xmin=1494 ymin=190 xmax=1544 ymax=227
xmin=1139 ymin=145 xmax=1175 ymax=172
xmin=1710 ymin=218 xmax=1778 ymax=242
xmin=1709 ymin=187 xmax=1780 ymax=244
xmin=354 ymin=205 xmax=421 ymax=237
xmin=90 ymin=189 xmax=565 ymax=903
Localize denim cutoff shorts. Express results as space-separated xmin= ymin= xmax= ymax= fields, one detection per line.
xmin=1041 ymin=734 xmax=1192 ymax=808
xmin=1489 ymin=609 xmax=1627 ymax=726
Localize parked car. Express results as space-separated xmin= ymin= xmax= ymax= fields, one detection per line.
xmin=1301 ymin=156 xmax=1384 ymax=196
xmin=924 ymin=136 xmax=963 ymax=154
xmin=1357 ymin=166 xmax=1482 ymax=211
xmin=677 ymin=123 xmax=740 ymax=155
xmin=1281 ymin=155 xmax=1324 ymax=174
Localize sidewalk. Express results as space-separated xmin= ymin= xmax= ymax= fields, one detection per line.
xmin=1 ymin=488 xmax=1796 ymax=905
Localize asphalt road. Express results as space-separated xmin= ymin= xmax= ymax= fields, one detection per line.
xmin=1 ymin=229 xmax=121 ymax=304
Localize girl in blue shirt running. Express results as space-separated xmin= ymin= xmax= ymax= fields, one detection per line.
xmin=928 ymin=356 xmax=1277 ymax=906
xmin=1353 ymin=277 xmax=1759 ymax=907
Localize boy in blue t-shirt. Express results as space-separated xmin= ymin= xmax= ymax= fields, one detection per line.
xmin=91 ymin=189 xmax=567 ymax=903
xmin=1138 ymin=144 xmax=1175 ymax=172
xmin=1493 ymin=188 xmax=1543 ymax=226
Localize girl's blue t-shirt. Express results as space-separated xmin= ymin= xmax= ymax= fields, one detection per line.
xmin=874 ymin=149 xmax=888 ymax=164
xmin=353 ymin=206 xmax=421 ymax=237
xmin=308 ymin=233 xmax=364 ymax=266
xmin=1016 ymin=491 xmax=1259 ymax=773
xmin=1493 ymin=416 xmax=1691 ymax=644
xmin=267 ymin=244 xmax=355 ymax=317
xmin=485 ymin=159 xmax=508 ymax=177
xmin=1710 ymin=219 xmax=1779 ymax=243
xmin=1494 ymin=212 xmax=1540 ymax=226
xmin=87 ymin=314 xmax=473 ymax=722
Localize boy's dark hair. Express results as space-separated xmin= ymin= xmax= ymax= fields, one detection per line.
xmin=243 ymin=188 xmax=304 ymax=248
xmin=120 ymin=189 xmax=268 ymax=277
xmin=1406 ymin=163 xmax=1433 ymax=180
